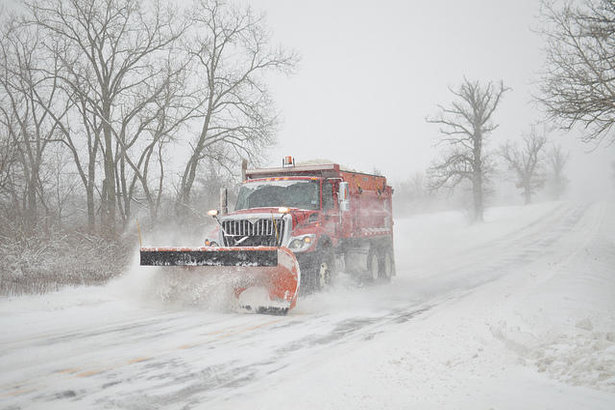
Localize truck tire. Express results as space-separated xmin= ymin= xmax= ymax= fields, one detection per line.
xmin=316 ymin=246 xmax=335 ymax=291
xmin=367 ymin=245 xmax=394 ymax=283
xmin=367 ymin=247 xmax=380 ymax=282
xmin=381 ymin=248 xmax=394 ymax=282
xmin=300 ymin=246 xmax=335 ymax=294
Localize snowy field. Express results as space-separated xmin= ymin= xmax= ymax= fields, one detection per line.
xmin=1 ymin=201 xmax=614 ymax=409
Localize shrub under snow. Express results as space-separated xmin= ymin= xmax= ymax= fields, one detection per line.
xmin=0 ymin=230 xmax=131 ymax=296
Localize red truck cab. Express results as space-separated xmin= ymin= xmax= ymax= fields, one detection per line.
xmin=209 ymin=159 xmax=395 ymax=292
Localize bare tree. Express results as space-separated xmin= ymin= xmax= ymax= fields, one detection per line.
xmin=28 ymin=0 xmax=184 ymax=234
xmin=176 ymin=0 xmax=297 ymax=215
xmin=0 ymin=19 xmax=65 ymax=232
xmin=393 ymin=172 xmax=431 ymax=215
xmin=407 ymin=172 xmax=427 ymax=201
xmin=1 ymin=0 xmax=296 ymax=235
xmin=46 ymin=144 xmax=79 ymax=226
xmin=500 ymin=131 xmax=548 ymax=204
xmin=539 ymin=0 xmax=615 ymax=146
xmin=545 ymin=143 xmax=569 ymax=200
xmin=0 ymin=0 xmax=299 ymax=294
xmin=119 ymin=60 xmax=202 ymax=224
xmin=427 ymin=78 xmax=508 ymax=222
xmin=0 ymin=127 xmax=17 ymax=202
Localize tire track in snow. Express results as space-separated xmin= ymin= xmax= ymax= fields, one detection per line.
xmin=408 ymin=203 xmax=590 ymax=295
xmin=0 ymin=203 xmax=597 ymax=409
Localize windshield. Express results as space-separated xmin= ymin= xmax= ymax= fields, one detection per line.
xmin=235 ymin=180 xmax=320 ymax=211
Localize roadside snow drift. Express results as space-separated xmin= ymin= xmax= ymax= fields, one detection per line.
xmin=1 ymin=201 xmax=614 ymax=409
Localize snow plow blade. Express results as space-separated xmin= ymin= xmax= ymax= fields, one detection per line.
xmin=140 ymin=246 xmax=300 ymax=314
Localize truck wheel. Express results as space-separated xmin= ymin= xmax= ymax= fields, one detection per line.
xmin=381 ymin=249 xmax=394 ymax=282
xmin=317 ymin=246 xmax=335 ymax=291
xmin=367 ymin=248 xmax=380 ymax=282
xmin=299 ymin=246 xmax=335 ymax=294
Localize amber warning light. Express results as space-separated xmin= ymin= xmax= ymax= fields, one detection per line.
xmin=282 ymin=156 xmax=295 ymax=167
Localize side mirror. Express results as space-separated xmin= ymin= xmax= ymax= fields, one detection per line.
xmin=219 ymin=188 xmax=228 ymax=215
xmin=338 ymin=182 xmax=350 ymax=212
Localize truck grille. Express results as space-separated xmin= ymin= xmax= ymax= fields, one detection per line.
xmin=221 ymin=218 xmax=286 ymax=247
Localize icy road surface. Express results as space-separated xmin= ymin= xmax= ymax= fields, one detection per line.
xmin=1 ymin=201 xmax=615 ymax=409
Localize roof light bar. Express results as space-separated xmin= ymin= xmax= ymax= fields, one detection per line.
xmin=282 ymin=156 xmax=295 ymax=167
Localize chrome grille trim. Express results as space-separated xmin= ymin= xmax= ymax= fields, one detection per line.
xmin=221 ymin=217 xmax=286 ymax=247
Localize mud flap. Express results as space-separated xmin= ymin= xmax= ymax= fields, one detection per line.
xmin=140 ymin=246 xmax=300 ymax=313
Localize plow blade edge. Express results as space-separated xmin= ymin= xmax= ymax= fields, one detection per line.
xmin=140 ymin=246 xmax=300 ymax=313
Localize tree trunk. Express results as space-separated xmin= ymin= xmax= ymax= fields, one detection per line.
xmin=101 ymin=104 xmax=116 ymax=236
xmin=524 ymin=185 xmax=531 ymax=205
xmin=179 ymin=154 xmax=199 ymax=206
xmin=472 ymin=171 xmax=484 ymax=222
xmin=118 ymin=152 xmax=129 ymax=227
xmin=472 ymin=129 xmax=484 ymax=223
xmin=87 ymin=145 xmax=96 ymax=233
xmin=25 ymin=172 xmax=37 ymax=231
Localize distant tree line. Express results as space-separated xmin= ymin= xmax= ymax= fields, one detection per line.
xmin=405 ymin=0 xmax=615 ymax=221
xmin=0 ymin=0 xmax=296 ymax=237
xmin=399 ymin=77 xmax=570 ymax=222
xmin=0 ymin=0 xmax=295 ymax=295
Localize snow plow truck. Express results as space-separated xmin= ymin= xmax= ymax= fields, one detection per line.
xmin=140 ymin=157 xmax=395 ymax=314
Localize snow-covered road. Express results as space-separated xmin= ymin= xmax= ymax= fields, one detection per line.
xmin=1 ymin=201 xmax=614 ymax=409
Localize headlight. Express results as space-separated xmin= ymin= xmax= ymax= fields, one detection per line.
xmin=204 ymin=239 xmax=218 ymax=247
xmin=288 ymin=234 xmax=315 ymax=252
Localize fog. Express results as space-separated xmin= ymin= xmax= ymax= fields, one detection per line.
xmin=248 ymin=0 xmax=613 ymax=201
xmin=1 ymin=1 xmax=615 ymax=409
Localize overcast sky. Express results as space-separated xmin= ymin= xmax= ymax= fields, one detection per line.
xmin=3 ymin=0 xmax=613 ymax=196
xmin=245 ymin=0 xmax=614 ymax=197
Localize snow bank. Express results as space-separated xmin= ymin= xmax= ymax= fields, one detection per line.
xmin=488 ymin=202 xmax=615 ymax=393
xmin=216 ymin=201 xmax=615 ymax=409
xmin=1 ymin=201 xmax=614 ymax=409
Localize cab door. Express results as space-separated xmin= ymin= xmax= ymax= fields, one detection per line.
xmin=322 ymin=179 xmax=339 ymax=240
